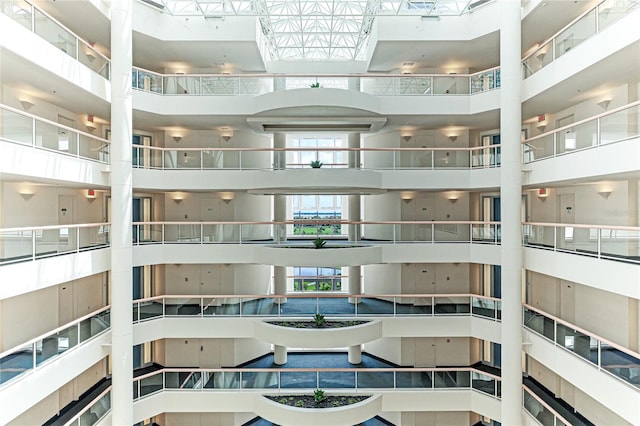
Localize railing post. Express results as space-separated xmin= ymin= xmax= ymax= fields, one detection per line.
xmin=32 ymin=231 xmax=36 ymax=261
xmin=161 ymin=224 xmax=165 ymax=245
xmin=32 ymin=341 xmax=37 ymax=371
xmin=596 ymin=117 xmax=601 ymax=146
xmin=597 ymin=228 xmax=601 ymax=259
xmin=200 ymin=223 xmax=203 ymax=244
xmin=553 ymin=132 xmax=557 ymax=157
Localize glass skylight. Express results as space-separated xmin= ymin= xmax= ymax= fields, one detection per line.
xmin=150 ymin=0 xmax=489 ymax=60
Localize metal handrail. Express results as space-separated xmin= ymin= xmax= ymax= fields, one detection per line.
xmin=62 ymin=386 xmax=111 ymax=426
xmin=522 ymin=384 xmax=574 ymax=426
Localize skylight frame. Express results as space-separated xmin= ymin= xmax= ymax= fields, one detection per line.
xmin=153 ymin=0 xmax=484 ymax=60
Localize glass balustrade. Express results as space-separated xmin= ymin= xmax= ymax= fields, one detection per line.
xmin=523 ymin=387 xmax=570 ymax=426
xmin=0 ymin=104 xmax=110 ymax=162
xmin=133 ymin=367 xmax=501 ymax=400
xmin=523 ymin=305 xmax=640 ymax=388
xmin=131 ymin=146 xmax=500 ymax=171
xmin=0 ymin=307 xmax=110 ymax=387
xmin=64 ymin=389 xmax=111 ymax=426
xmin=522 ymin=102 xmax=640 ymax=163
xmin=132 ymin=294 xmax=501 ymax=322
xmin=1 ymin=0 xmax=109 ymax=78
xmin=131 ymin=221 xmax=501 ymax=245
xmin=0 ymin=223 xmax=110 ymax=264
xmin=522 ymin=0 xmax=640 ymax=78
xmin=523 ymin=223 xmax=640 ymax=263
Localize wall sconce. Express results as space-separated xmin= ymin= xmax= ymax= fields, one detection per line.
xmin=220 ymin=128 xmax=233 ymax=142
xmin=86 ymin=123 xmax=97 ymax=132
xmin=173 ymin=197 xmax=183 ymax=204
xmin=172 ymin=136 xmax=182 ymax=143
xmin=447 ymin=135 xmax=458 ymax=143
xmin=598 ymin=190 xmax=612 ymax=200
xmin=400 ymin=191 xmax=415 ymax=203
xmin=447 ymin=197 xmax=458 ymax=204
xmin=19 ymin=190 xmax=34 ymax=201
xmin=597 ymin=99 xmax=612 ymax=110
xmin=85 ymin=52 xmax=96 ymax=62
xmin=221 ymin=135 xmax=232 ymax=142
xmin=20 ymin=100 xmax=34 ymax=111
xmin=401 ymin=134 xmax=413 ymax=143
xmin=537 ymin=188 xmax=548 ymax=201
xmin=85 ymin=189 xmax=97 ymax=201
xmin=218 ymin=192 xmax=235 ymax=204
xmin=536 ymin=123 xmax=546 ymax=132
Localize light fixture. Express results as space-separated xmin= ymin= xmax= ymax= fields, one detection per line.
xmin=400 ymin=191 xmax=415 ymax=203
xmin=221 ymin=135 xmax=232 ymax=143
xmin=537 ymin=188 xmax=548 ymax=201
xmin=19 ymin=190 xmax=34 ymax=201
xmin=447 ymin=135 xmax=458 ymax=143
xmin=218 ymin=192 xmax=235 ymax=204
xmin=401 ymin=134 xmax=413 ymax=142
xmin=220 ymin=128 xmax=234 ymax=142
xmin=173 ymin=136 xmax=182 ymax=143
xmin=448 ymin=197 xmax=458 ymax=204
xmin=536 ymin=123 xmax=546 ymax=132
xmin=597 ymin=99 xmax=612 ymax=110
xmin=173 ymin=197 xmax=183 ymax=204
xmin=86 ymin=189 xmax=97 ymax=200
xmin=86 ymin=123 xmax=96 ymax=132
xmin=598 ymin=190 xmax=612 ymax=200
xmin=85 ymin=52 xmax=96 ymax=62
xmin=20 ymin=100 xmax=34 ymax=110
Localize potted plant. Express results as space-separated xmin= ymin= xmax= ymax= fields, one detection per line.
xmin=310 ymin=82 xmax=321 ymax=88
xmin=310 ymin=160 xmax=323 ymax=168
xmin=313 ymin=237 xmax=326 ymax=249
xmin=313 ymin=313 xmax=326 ymax=327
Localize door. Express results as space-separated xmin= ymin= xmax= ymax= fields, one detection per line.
xmin=58 ymin=195 xmax=74 ymax=252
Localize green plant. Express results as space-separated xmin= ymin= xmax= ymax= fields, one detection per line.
xmin=310 ymin=82 xmax=321 ymax=88
xmin=295 ymin=322 xmax=306 ymax=328
xmin=313 ymin=389 xmax=326 ymax=403
xmin=348 ymin=398 xmax=358 ymax=405
xmin=310 ymin=160 xmax=323 ymax=168
xmin=278 ymin=398 xmax=288 ymax=404
xmin=313 ymin=313 xmax=326 ymax=327
xmin=333 ymin=400 xmax=341 ymax=407
xmin=313 ymin=237 xmax=326 ymax=249
xmin=295 ymin=400 xmax=305 ymax=407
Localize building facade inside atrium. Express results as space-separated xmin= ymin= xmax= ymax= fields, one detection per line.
xmin=0 ymin=0 xmax=639 ymax=425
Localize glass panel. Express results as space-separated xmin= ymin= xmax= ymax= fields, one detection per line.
xmin=472 ymin=297 xmax=497 ymax=319
xmin=201 ymin=76 xmax=239 ymax=95
xmin=139 ymin=373 xmax=163 ymax=397
xmin=240 ymin=223 xmax=272 ymax=242
xmin=433 ymin=370 xmax=470 ymax=388
xmin=0 ymin=229 xmax=34 ymax=263
xmin=0 ymin=107 xmax=33 ymax=145
xmin=523 ymin=134 xmax=554 ymax=162
xmin=523 ymin=308 xmax=555 ymax=341
xmin=80 ymin=391 xmax=111 ymax=424
xmin=138 ymin=301 xmax=164 ymax=320
xmin=0 ymin=343 xmax=33 ymax=384
xmin=33 ymin=9 xmax=77 ymax=59
xmin=242 ymin=371 xmax=280 ymax=388
xmin=78 ymin=133 xmax=109 ymax=162
xmin=523 ymin=224 xmax=553 ymax=248
xmin=240 ymin=297 xmax=278 ymax=316
xmin=470 ymin=69 xmax=497 ymax=94
xmin=471 ymin=371 xmax=496 ymax=396
xmin=204 ymin=371 xmax=240 ymax=389
xmin=524 ymin=391 xmax=555 ymax=426
xmin=164 ymin=298 xmax=202 ymax=316
xmin=361 ymin=77 xmax=395 ymax=95
xmin=433 ymin=76 xmax=469 ymax=95
xmin=356 ymin=371 xmax=394 ymax=388
xmin=600 ymin=343 xmax=640 ymax=388
xmin=554 ymin=9 xmax=596 ymax=59
xmin=36 ymin=324 xmax=78 ymax=366
xmin=163 ymin=76 xmax=201 ymax=95
xmin=556 ymin=121 xmax=598 ymax=154
xmin=165 ymin=371 xmax=202 ymax=389
xmin=135 ymin=70 xmax=163 ymax=93
xmin=600 ymin=104 xmax=640 ymax=144
xmin=522 ymin=40 xmax=553 ymax=78
xmin=556 ymin=323 xmax=598 ymax=364
xmin=394 ymin=76 xmax=433 ymax=95
xmin=34 ymin=120 xmax=78 ymax=156
xmin=598 ymin=0 xmax=640 ymax=31
xmin=396 ymin=371 xmax=432 ymax=388
xmin=319 ymin=371 xmax=355 ymax=388
xmin=163 ymin=224 xmax=202 ymax=243
xmin=600 ymin=228 xmax=640 ymax=261
xmin=1 ymin=0 xmax=33 ymax=30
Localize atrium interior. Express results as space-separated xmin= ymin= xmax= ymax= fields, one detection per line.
xmin=0 ymin=0 xmax=639 ymax=425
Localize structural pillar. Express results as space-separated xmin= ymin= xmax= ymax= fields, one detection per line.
xmin=274 ymin=344 xmax=288 ymax=365
xmin=348 ymin=266 xmax=362 ymax=304
xmin=348 ymin=345 xmax=362 ymax=365
xmin=274 ymin=266 xmax=287 ymax=304
xmin=499 ymin=1 xmax=523 ymax=424
xmin=110 ymin=0 xmax=133 ymax=423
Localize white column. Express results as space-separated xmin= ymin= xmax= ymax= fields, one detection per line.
xmin=348 ymin=266 xmax=361 ymax=304
xmin=499 ymin=1 xmax=522 ymax=424
xmin=110 ymin=0 xmax=133 ymax=423
xmin=274 ymin=132 xmax=286 ymax=170
xmin=274 ymin=266 xmax=287 ymax=304
xmin=274 ymin=344 xmax=287 ymax=365
xmin=348 ymin=345 xmax=362 ymax=364
xmin=348 ymin=133 xmax=360 ymax=168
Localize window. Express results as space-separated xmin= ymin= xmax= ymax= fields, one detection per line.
xmin=292 ymin=267 xmax=342 ymax=292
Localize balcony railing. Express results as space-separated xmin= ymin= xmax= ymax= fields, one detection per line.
xmin=0 ymin=0 xmax=110 ymax=79
xmin=0 ymin=104 xmax=110 ymax=163
xmin=523 ymin=304 xmax=640 ymax=389
xmin=522 ymin=0 xmax=640 ymax=78
xmin=522 ymin=100 xmax=640 ymax=163
xmin=132 ymin=366 xmax=501 ymax=400
xmin=523 ymin=385 xmax=573 ymax=426
xmin=132 ymin=67 xmax=501 ymax=97
xmin=0 ymin=223 xmax=111 ymax=265
xmin=63 ymin=386 xmax=111 ymax=426
xmin=132 ymin=293 xmax=501 ymax=322
xmin=0 ymin=306 xmax=110 ymax=387
xmin=132 ymin=221 xmax=501 ymax=245
xmin=523 ymin=222 xmax=640 ymax=264
xmin=132 ymin=145 xmax=501 ymax=170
